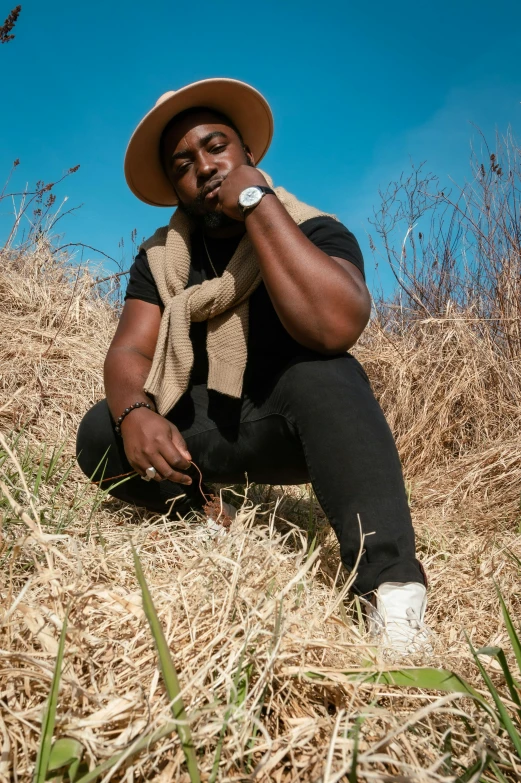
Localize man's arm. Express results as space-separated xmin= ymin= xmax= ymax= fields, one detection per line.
xmin=104 ymin=298 xmax=160 ymax=419
xmin=104 ymin=299 xmax=192 ymax=484
xmin=217 ymin=166 xmax=371 ymax=354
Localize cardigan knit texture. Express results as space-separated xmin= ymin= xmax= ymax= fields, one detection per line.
xmin=141 ymin=173 xmax=331 ymax=415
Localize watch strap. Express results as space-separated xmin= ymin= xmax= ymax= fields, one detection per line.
xmin=238 ymin=185 xmax=276 ymax=214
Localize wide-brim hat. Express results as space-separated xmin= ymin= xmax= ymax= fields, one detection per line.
xmin=124 ymin=77 xmax=273 ymax=207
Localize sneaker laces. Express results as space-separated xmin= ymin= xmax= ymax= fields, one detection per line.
xmin=361 ymin=583 xmax=434 ymax=656
xmin=406 ymin=606 xmax=421 ymax=630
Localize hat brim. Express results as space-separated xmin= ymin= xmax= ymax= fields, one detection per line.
xmin=124 ymin=78 xmax=273 ymax=207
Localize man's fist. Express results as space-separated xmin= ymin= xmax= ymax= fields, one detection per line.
xmin=120 ymin=407 xmax=192 ymax=485
xmin=216 ymin=166 xmax=269 ymax=221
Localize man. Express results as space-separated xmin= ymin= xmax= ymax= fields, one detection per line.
xmin=77 ymin=78 xmax=429 ymax=654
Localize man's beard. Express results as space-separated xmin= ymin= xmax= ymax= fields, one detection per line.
xmin=177 ymin=201 xmax=238 ymax=231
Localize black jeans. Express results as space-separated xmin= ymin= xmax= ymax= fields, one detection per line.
xmin=76 ymin=354 xmax=424 ymax=595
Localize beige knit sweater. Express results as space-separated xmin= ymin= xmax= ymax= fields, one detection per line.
xmin=141 ymin=174 xmax=332 ymax=415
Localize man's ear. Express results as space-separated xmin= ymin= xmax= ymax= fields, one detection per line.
xmin=160 ymin=154 xmax=181 ymax=198
xmin=168 ymin=178 xmax=180 ymax=201
xmin=244 ymin=145 xmax=255 ymax=167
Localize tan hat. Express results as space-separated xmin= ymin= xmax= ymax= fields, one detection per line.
xmin=124 ymin=77 xmax=273 ymax=207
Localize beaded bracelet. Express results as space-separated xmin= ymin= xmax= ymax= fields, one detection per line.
xmin=114 ymin=401 xmax=152 ymax=434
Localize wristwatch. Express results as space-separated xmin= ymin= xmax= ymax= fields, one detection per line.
xmin=238 ymin=185 xmax=275 ymax=214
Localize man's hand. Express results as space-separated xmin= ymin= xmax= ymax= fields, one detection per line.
xmin=216 ymin=165 xmax=269 ymax=221
xmin=120 ymin=407 xmax=192 ymax=485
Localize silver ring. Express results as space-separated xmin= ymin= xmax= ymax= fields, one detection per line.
xmin=141 ymin=466 xmax=157 ymax=482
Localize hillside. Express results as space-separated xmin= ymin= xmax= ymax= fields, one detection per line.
xmin=1 ymin=227 xmax=521 ymax=780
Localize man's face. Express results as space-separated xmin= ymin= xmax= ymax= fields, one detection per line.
xmin=160 ymin=109 xmax=254 ymax=227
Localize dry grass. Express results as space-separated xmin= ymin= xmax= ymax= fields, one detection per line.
xmin=355 ymin=309 xmax=521 ymax=523
xmin=1 ymin=240 xmax=521 ymax=782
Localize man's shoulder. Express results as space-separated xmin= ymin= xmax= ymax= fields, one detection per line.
xmin=140 ymin=225 xmax=169 ymax=254
xmin=299 ymin=214 xmax=339 ymax=231
xmin=297 ymin=214 xmax=365 ymax=277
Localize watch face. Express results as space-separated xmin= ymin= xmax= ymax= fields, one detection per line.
xmin=239 ymin=186 xmax=263 ymax=209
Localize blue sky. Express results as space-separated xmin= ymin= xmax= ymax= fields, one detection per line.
xmin=1 ymin=0 xmax=520 ymax=294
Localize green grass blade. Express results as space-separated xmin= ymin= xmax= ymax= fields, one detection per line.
xmin=348 ymin=717 xmax=363 ymax=782
xmin=307 ymin=484 xmax=316 ymax=546
xmin=506 ymin=548 xmax=521 ymax=572
xmin=75 ymin=720 xmax=179 ymax=783
xmin=45 ymin=442 xmax=65 ymax=482
xmin=494 ymin=582 xmax=521 ymax=675
xmin=33 ymin=444 xmax=46 ymax=497
xmin=362 ymin=668 xmax=481 ymax=695
xmin=209 ymin=652 xmax=250 ymax=783
xmin=441 ymin=729 xmax=453 ymax=775
xmin=244 ymin=684 xmax=268 ymax=774
xmin=477 ymin=646 xmax=521 ymax=712
xmin=132 ymin=544 xmax=200 ymax=783
xmin=49 ymin=461 xmax=76 ymax=504
xmin=47 ymin=737 xmax=83 ymax=777
xmin=84 ymin=448 xmax=111 ymax=484
xmin=353 ymin=596 xmax=365 ymax=634
xmin=68 ymin=755 xmax=89 ymax=783
xmin=33 ymin=611 xmax=68 ymax=783
xmin=301 ymin=666 xmax=486 ymax=702
xmin=21 ymin=442 xmax=31 ymax=473
xmin=454 ymin=756 xmax=488 ymax=782
xmin=469 ymin=639 xmax=521 ymax=757
xmin=489 ymin=759 xmax=512 ymax=783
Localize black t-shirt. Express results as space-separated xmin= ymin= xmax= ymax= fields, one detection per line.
xmin=125 ymin=215 xmax=364 ymax=386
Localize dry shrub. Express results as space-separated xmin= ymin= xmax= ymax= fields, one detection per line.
xmin=1 ymin=136 xmax=521 ymax=780
xmin=354 ymin=130 xmax=521 ymax=522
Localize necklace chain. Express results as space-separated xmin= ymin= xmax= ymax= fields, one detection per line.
xmin=202 ymin=234 xmax=219 ymax=278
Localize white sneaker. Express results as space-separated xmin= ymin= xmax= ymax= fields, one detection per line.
xmin=366 ymin=582 xmax=433 ymax=656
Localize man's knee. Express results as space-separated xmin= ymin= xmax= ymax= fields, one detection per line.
xmin=76 ymin=399 xmax=117 ymax=480
xmin=279 ymin=354 xmax=371 ymax=400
